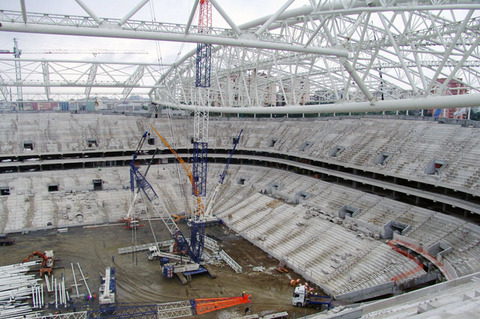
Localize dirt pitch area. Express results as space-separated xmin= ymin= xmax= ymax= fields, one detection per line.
xmin=1 ymin=222 xmax=323 ymax=318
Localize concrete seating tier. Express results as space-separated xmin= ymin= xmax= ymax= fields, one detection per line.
xmin=2 ymin=114 xmax=480 ymax=194
xmin=2 ymin=113 xmax=480 ymax=300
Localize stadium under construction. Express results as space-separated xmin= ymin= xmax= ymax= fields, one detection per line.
xmin=1 ymin=1 xmax=480 ymax=318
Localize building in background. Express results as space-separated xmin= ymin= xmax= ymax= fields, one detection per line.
xmin=431 ymin=79 xmax=469 ymax=119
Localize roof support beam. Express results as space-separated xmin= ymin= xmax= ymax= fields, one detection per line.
xmin=118 ymin=0 xmax=150 ymax=26
xmin=122 ymin=65 xmax=145 ymax=100
xmin=85 ymin=64 xmax=97 ymax=100
xmin=379 ymin=12 xmax=418 ymax=96
xmin=312 ymin=2 xmax=480 ymax=15
xmin=0 ymin=75 xmax=8 ymax=101
xmin=255 ymin=0 xmax=295 ymax=37
xmin=304 ymin=17 xmax=328 ymax=47
xmin=0 ymin=22 xmax=348 ymax=57
xmin=185 ymin=0 xmax=200 ymax=35
xmin=74 ymin=0 xmax=101 ymax=25
xmin=155 ymin=93 xmax=480 ymax=115
xmin=42 ymin=61 xmax=50 ymax=101
xmin=20 ymin=0 xmax=27 ymax=23
xmin=437 ymin=34 xmax=480 ymax=96
xmin=340 ymin=58 xmax=374 ymax=104
xmin=209 ymin=0 xmax=242 ymax=37
xmin=426 ymin=9 xmax=474 ymax=94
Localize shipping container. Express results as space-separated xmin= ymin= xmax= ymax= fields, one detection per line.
xmin=38 ymin=102 xmax=58 ymax=111
xmin=60 ymin=101 xmax=69 ymax=111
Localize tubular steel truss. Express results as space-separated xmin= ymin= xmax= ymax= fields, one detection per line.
xmin=0 ymin=57 xmax=166 ymax=101
xmin=0 ymin=0 xmax=479 ymax=113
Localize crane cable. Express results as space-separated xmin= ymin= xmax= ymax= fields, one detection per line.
xmin=148 ymin=0 xmax=164 ymax=70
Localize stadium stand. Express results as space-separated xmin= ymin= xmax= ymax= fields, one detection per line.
xmin=1 ymin=112 xmax=480 ymax=302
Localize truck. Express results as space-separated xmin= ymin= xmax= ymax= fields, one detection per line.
xmin=292 ymin=284 xmax=332 ymax=309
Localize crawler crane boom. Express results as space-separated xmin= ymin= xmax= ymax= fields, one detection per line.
xmin=119 ymin=131 xmax=153 ymax=228
xmin=141 ymin=124 xmax=210 ymax=283
xmin=204 ymin=129 xmax=243 ymax=222
xmin=149 ymin=123 xmax=205 ymax=219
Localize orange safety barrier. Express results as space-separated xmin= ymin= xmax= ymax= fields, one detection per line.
xmin=388 ymin=240 xmax=424 ymax=282
xmin=391 ymin=265 xmax=424 ymax=282
xmin=194 ymin=294 xmax=252 ymax=315
xmin=389 ymin=239 xmax=452 ymax=280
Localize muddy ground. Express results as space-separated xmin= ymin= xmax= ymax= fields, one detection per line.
xmin=1 ymin=222 xmax=323 ymax=318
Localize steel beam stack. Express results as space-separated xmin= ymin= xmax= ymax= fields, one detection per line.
xmin=0 ymin=261 xmax=42 ymax=319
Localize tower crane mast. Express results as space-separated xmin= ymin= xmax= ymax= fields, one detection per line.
xmin=196 ymin=0 xmax=212 ymax=88
xmin=120 ymin=129 xmax=212 ymax=284
xmin=147 ymin=124 xmax=211 ymax=284
xmin=192 ymin=0 xmax=212 ymax=218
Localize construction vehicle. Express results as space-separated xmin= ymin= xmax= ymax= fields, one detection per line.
xmin=99 ymin=267 xmax=116 ymax=314
xmin=146 ymin=244 xmax=187 ymax=262
xmin=292 ymin=284 xmax=332 ymax=309
xmin=130 ymin=127 xmax=213 ymax=284
xmin=203 ymin=129 xmax=243 ymax=225
xmin=23 ymin=250 xmax=54 ymax=276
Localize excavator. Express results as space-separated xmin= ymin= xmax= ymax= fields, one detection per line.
xmin=23 ymin=250 xmax=54 ymax=276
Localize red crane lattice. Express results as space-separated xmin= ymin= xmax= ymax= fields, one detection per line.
xmin=193 ymin=294 xmax=252 ymax=315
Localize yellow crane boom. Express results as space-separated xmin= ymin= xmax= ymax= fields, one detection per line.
xmin=149 ymin=123 xmax=205 ymax=217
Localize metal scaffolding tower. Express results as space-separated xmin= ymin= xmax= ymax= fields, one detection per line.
xmin=192 ymin=0 xmax=212 ymax=202
xmin=195 ymin=0 xmax=212 ymax=88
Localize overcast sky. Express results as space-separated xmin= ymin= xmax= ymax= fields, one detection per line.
xmin=0 ymin=0 xmax=311 ymax=64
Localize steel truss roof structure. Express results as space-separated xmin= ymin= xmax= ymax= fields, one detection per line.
xmin=0 ymin=57 xmax=165 ymax=101
xmin=0 ymin=0 xmax=480 ymax=114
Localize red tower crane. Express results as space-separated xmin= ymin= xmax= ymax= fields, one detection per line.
xmin=199 ymin=0 xmax=212 ymax=31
